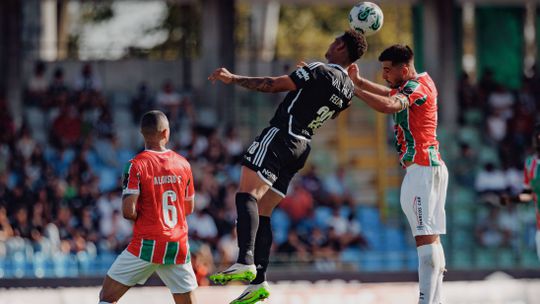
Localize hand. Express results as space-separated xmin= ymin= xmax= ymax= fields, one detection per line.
xmin=208 ymin=67 xmax=235 ymax=84
xmin=347 ymin=63 xmax=363 ymax=86
xmin=296 ymin=61 xmax=308 ymax=68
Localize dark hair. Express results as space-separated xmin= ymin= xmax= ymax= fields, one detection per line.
xmin=140 ymin=110 xmax=168 ymax=135
xmin=342 ymin=30 xmax=368 ymax=63
xmin=378 ymin=44 xmax=414 ymax=66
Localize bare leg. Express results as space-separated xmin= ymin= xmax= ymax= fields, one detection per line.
xmin=99 ymin=275 xmax=131 ymax=304
xmin=172 ymin=291 xmax=196 ymax=304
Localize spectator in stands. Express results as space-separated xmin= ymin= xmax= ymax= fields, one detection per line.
xmin=218 ymin=227 xmax=239 ymax=266
xmin=187 ymin=208 xmax=218 ymax=246
xmin=475 ymin=207 xmax=507 ymax=248
xmin=75 ymin=63 xmax=102 ymax=93
xmin=486 ymin=109 xmax=508 ymax=143
xmin=328 ymin=208 xmax=368 ymax=250
xmin=454 ymin=143 xmax=477 ymax=187
xmin=324 ymin=166 xmax=354 ymax=206
xmin=277 ymin=230 xmax=309 ymax=261
xmin=130 ymin=82 xmax=154 ymax=124
xmin=51 ymin=104 xmax=82 ymax=147
xmin=488 ymin=84 xmax=515 ymax=120
xmin=94 ymin=105 xmax=115 ymax=139
xmin=12 ymin=207 xmax=32 ymax=239
xmin=26 ymin=61 xmax=48 ymax=107
xmin=0 ymin=206 xmax=14 ymax=257
xmin=0 ymin=98 xmax=16 ymax=143
xmin=478 ymin=68 xmax=497 ymax=103
xmin=475 ymin=163 xmax=507 ymax=195
xmin=279 ymin=182 xmax=313 ymax=226
xmin=48 ymin=67 xmax=70 ymax=108
xmin=223 ymin=125 xmax=244 ymax=163
xmin=156 ymin=80 xmax=182 ymax=122
xmin=458 ymin=72 xmax=479 ymax=113
xmin=301 ymin=165 xmax=327 ymax=205
xmin=15 ymin=125 xmax=36 ymax=163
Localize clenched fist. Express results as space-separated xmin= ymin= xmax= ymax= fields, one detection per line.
xmin=208 ymin=67 xmax=236 ymax=84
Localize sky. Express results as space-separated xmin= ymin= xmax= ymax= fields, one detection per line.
xmin=71 ymin=1 xmax=168 ymax=60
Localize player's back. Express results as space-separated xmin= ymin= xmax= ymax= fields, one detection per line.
xmin=123 ymin=149 xmax=195 ymax=264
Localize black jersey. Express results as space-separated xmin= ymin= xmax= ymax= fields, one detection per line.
xmin=269 ymin=62 xmax=355 ymax=140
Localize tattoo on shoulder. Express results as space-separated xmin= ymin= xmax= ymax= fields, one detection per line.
xmin=235 ymin=77 xmax=275 ymax=92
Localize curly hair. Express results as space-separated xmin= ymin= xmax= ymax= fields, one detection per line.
xmin=342 ymin=30 xmax=368 ymax=63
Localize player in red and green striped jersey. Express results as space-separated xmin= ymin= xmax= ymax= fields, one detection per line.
xmin=348 ymin=45 xmax=448 ymax=304
xmin=98 ymin=110 xmax=197 ymax=304
xmin=503 ymin=123 xmax=540 ymax=260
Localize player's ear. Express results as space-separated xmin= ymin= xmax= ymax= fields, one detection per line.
xmin=401 ymin=64 xmax=409 ymax=77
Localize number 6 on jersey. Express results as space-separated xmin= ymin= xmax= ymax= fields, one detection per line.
xmin=162 ymin=190 xmax=178 ymax=228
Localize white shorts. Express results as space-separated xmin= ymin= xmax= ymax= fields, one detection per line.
xmin=107 ymin=250 xmax=198 ymax=294
xmin=400 ymin=163 xmax=448 ymax=236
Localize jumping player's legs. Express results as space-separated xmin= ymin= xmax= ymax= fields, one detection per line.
xmin=253 ymin=189 xmax=284 ymax=282
xmin=212 ymin=127 xmax=286 ymax=286
xmin=209 ymin=166 xmax=271 ymax=285
xmin=236 ymin=166 xmax=272 ymax=265
xmin=401 ymin=164 xmax=448 ymax=304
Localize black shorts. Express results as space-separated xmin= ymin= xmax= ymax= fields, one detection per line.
xmin=241 ymin=126 xmax=311 ymax=197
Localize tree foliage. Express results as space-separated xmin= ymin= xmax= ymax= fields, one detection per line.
xmin=274 ymin=4 xmax=414 ymax=61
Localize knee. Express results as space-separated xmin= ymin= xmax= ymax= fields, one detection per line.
xmin=415 ymin=235 xmax=439 ymax=247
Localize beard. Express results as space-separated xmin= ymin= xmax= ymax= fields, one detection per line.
xmin=387 ymin=78 xmax=404 ymax=89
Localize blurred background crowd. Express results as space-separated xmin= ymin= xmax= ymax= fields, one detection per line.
xmin=1 ymin=60 xmax=539 ymax=284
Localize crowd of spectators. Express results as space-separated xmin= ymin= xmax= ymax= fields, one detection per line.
xmin=456 ymin=68 xmax=540 ymax=250
xmin=5 ymin=61 xmax=540 ymax=280
xmin=0 ymin=62 xmax=369 ymax=281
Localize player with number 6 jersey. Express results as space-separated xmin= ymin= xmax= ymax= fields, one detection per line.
xmin=98 ymin=110 xmax=197 ymax=304
xmin=123 ymin=147 xmax=194 ymax=264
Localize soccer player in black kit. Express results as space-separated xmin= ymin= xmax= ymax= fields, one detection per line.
xmin=208 ymin=30 xmax=367 ymax=304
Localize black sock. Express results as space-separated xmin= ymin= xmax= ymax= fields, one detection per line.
xmin=252 ymin=215 xmax=272 ymax=284
xmin=235 ymin=193 xmax=259 ymax=265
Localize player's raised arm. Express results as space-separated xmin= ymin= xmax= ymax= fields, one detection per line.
xmin=208 ymin=67 xmax=297 ymax=93
xmin=347 ymin=63 xmax=391 ymax=96
xmin=353 ymin=86 xmax=408 ymax=114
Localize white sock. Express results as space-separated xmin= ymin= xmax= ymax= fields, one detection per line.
xmin=417 ymin=243 xmax=442 ymax=304
xmin=432 ymin=243 xmax=446 ymax=304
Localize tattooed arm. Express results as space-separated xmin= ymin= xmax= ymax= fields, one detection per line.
xmin=208 ymin=67 xmax=297 ymax=93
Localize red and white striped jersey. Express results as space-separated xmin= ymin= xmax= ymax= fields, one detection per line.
xmin=122 ymin=149 xmax=195 ymax=264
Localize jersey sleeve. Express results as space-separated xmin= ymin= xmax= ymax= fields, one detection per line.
xmin=184 ymin=166 xmax=195 ymax=201
xmin=390 ymin=80 xmax=428 ymax=107
xmin=289 ymin=62 xmax=325 ymax=89
xmin=122 ymin=160 xmax=140 ymax=195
